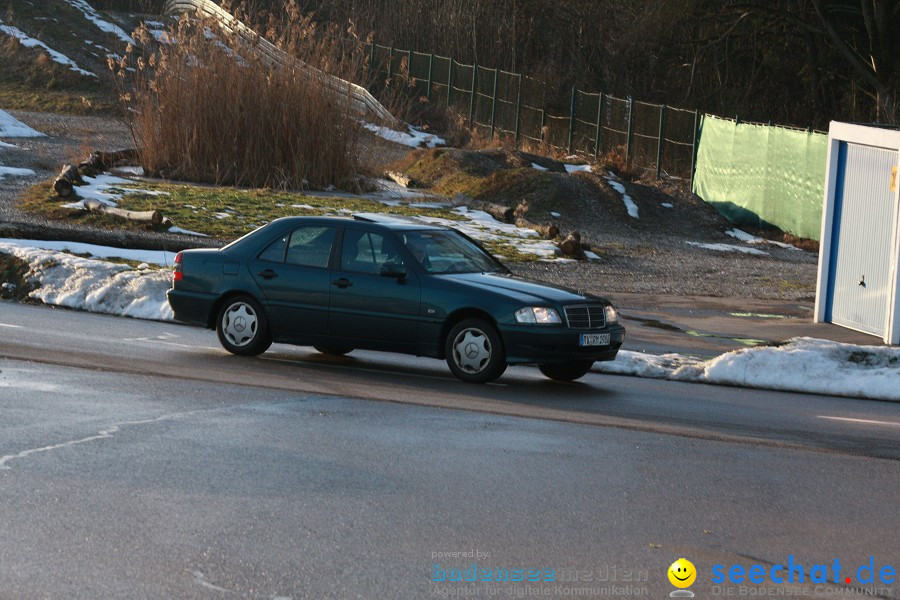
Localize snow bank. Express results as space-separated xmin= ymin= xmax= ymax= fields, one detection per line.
xmin=0 ymin=21 xmax=97 ymax=78
xmin=597 ymin=338 xmax=900 ymax=401
xmin=363 ymin=123 xmax=445 ymax=148
xmin=0 ymin=242 xmax=173 ymax=320
xmin=0 ymin=109 xmax=45 ymax=138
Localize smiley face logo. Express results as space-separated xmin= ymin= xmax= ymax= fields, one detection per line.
xmin=668 ymin=558 xmax=696 ymax=588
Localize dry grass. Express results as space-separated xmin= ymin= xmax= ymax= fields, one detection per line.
xmin=113 ymin=14 xmax=371 ymax=190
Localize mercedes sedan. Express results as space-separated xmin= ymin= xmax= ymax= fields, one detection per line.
xmin=167 ymin=215 xmax=624 ymax=383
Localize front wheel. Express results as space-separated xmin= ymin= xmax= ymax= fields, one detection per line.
xmin=445 ymin=318 xmax=507 ymax=383
xmin=216 ymin=295 xmax=272 ymax=356
xmin=539 ymin=360 xmax=594 ymax=382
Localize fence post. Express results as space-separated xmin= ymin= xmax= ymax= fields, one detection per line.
xmin=594 ymin=93 xmax=604 ymax=159
xmin=567 ymin=86 xmax=577 ymax=154
xmin=656 ymin=104 xmax=666 ymax=179
xmin=540 ymin=109 xmax=546 ymax=146
xmin=625 ymin=96 xmax=635 ymax=165
xmin=369 ymin=41 xmax=376 ymax=77
xmin=490 ymin=69 xmax=499 ymax=138
xmin=426 ymin=53 xmax=434 ymax=101
xmin=690 ymin=109 xmax=700 ymax=186
xmin=469 ymin=63 xmax=478 ymax=123
xmin=387 ymin=46 xmax=393 ymax=84
xmin=447 ymin=58 xmax=454 ymax=107
xmin=514 ymin=74 xmax=523 ymax=145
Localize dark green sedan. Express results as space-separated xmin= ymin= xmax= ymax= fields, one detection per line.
xmin=167 ymin=215 xmax=624 ymax=383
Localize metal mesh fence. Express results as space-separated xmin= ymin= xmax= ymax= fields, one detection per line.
xmin=364 ymin=40 xmax=700 ymax=179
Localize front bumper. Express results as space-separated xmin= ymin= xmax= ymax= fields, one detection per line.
xmin=499 ymin=323 xmax=625 ymax=364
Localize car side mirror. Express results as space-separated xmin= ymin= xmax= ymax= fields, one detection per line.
xmin=380 ymin=261 xmax=407 ymax=280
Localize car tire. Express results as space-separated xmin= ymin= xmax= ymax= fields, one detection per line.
xmin=314 ymin=345 xmax=353 ymax=356
xmin=216 ymin=295 xmax=272 ymax=356
xmin=445 ymin=318 xmax=507 ymax=383
xmin=538 ymin=360 xmax=594 ymax=382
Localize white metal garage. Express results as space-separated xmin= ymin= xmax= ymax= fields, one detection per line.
xmin=815 ymin=122 xmax=900 ymax=344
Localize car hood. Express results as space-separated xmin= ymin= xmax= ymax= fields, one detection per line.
xmin=438 ymin=272 xmax=606 ymax=305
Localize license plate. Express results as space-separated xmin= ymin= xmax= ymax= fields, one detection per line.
xmin=579 ymin=333 xmax=610 ymax=346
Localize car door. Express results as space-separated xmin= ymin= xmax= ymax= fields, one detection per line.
xmin=328 ymin=227 xmax=422 ymax=351
xmin=249 ymin=224 xmax=337 ymax=340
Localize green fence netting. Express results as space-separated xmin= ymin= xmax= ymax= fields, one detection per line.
xmin=692 ymin=115 xmax=827 ymax=240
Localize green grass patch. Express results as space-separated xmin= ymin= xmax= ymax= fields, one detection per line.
xmin=19 ymin=178 xmax=555 ymax=262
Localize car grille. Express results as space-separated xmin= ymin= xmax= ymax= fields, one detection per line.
xmin=564 ymin=305 xmax=606 ymax=329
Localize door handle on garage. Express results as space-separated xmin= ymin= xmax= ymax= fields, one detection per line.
xmin=258 ymin=269 xmax=278 ymax=280
xmin=331 ymin=278 xmax=352 ymax=288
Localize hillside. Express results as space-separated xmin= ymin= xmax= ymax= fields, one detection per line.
xmin=0 ymin=0 xmax=143 ymax=114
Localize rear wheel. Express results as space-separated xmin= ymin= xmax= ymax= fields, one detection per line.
xmin=314 ymin=346 xmax=353 ymax=356
xmin=539 ymin=360 xmax=594 ymax=382
xmin=216 ymin=295 xmax=272 ymax=356
xmin=444 ymin=318 xmax=507 ymax=383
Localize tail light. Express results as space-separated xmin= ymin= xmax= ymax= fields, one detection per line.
xmin=173 ymin=252 xmax=183 ymax=282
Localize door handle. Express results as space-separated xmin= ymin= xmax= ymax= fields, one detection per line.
xmin=258 ymin=269 xmax=278 ymax=280
xmin=331 ymin=278 xmax=352 ymax=289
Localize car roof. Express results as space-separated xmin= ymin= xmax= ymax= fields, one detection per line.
xmin=270 ymin=214 xmax=444 ymax=232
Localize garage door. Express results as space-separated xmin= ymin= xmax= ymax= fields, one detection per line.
xmin=825 ymin=142 xmax=898 ymax=335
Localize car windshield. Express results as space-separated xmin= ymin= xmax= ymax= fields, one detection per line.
xmin=403 ymin=229 xmax=504 ymax=274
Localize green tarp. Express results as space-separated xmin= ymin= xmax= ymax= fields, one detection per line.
xmin=692 ymin=115 xmax=827 ymax=240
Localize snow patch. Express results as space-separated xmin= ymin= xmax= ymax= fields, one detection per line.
xmin=0 ymin=21 xmax=97 ymax=78
xmin=531 ymin=163 xmax=548 ymax=172
xmin=604 ymin=177 xmax=639 ymax=219
xmin=0 ymin=140 xmax=20 ymax=149
xmin=61 ymin=173 xmax=170 ymax=209
xmin=686 ymin=241 xmax=770 ymax=256
xmin=726 ymin=228 xmax=797 ymax=250
xmin=564 ymin=164 xmax=592 ymax=173
xmin=168 ymin=226 xmax=208 ymax=237
xmin=0 ymin=165 xmax=35 ymax=180
xmin=0 ymin=109 xmax=46 ymax=138
xmin=363 ymin=122 xmax=445 ymax=148
xmin=0 ymin=238 xmax=173 ymax=266
xmin=63 ymin=0 xmax=135 ymax=45
xmin=661 ymin=202 xmax=674 ymax=209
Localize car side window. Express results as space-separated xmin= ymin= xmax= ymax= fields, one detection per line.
xmin=284 ymin=225 xmax=337 ymax=268
xmin=340 ymin=231 xmax=403 ymax=274
xmin=258 ymin=234 xmax=289 ymax=262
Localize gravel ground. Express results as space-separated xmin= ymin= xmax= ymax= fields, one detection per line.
xmin=2 ymin=110 xmax=820 ymax=301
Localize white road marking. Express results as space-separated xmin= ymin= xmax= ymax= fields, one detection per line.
xmin=124 ymin=336 xmax=217 ymax=350
xmin=0 ymin=323 xmax=22 ymax=328
xmin=818 ymin=416 xmax=900 ymax=427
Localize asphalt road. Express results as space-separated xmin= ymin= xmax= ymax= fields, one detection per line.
xmin=1 ymin=302 xmax=898 ymax=599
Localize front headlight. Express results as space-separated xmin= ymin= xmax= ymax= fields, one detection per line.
xmin=515 ymin=307 xmax=562 ymax=324
xmin=604 ymin=305 xmax=618 ymax=324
